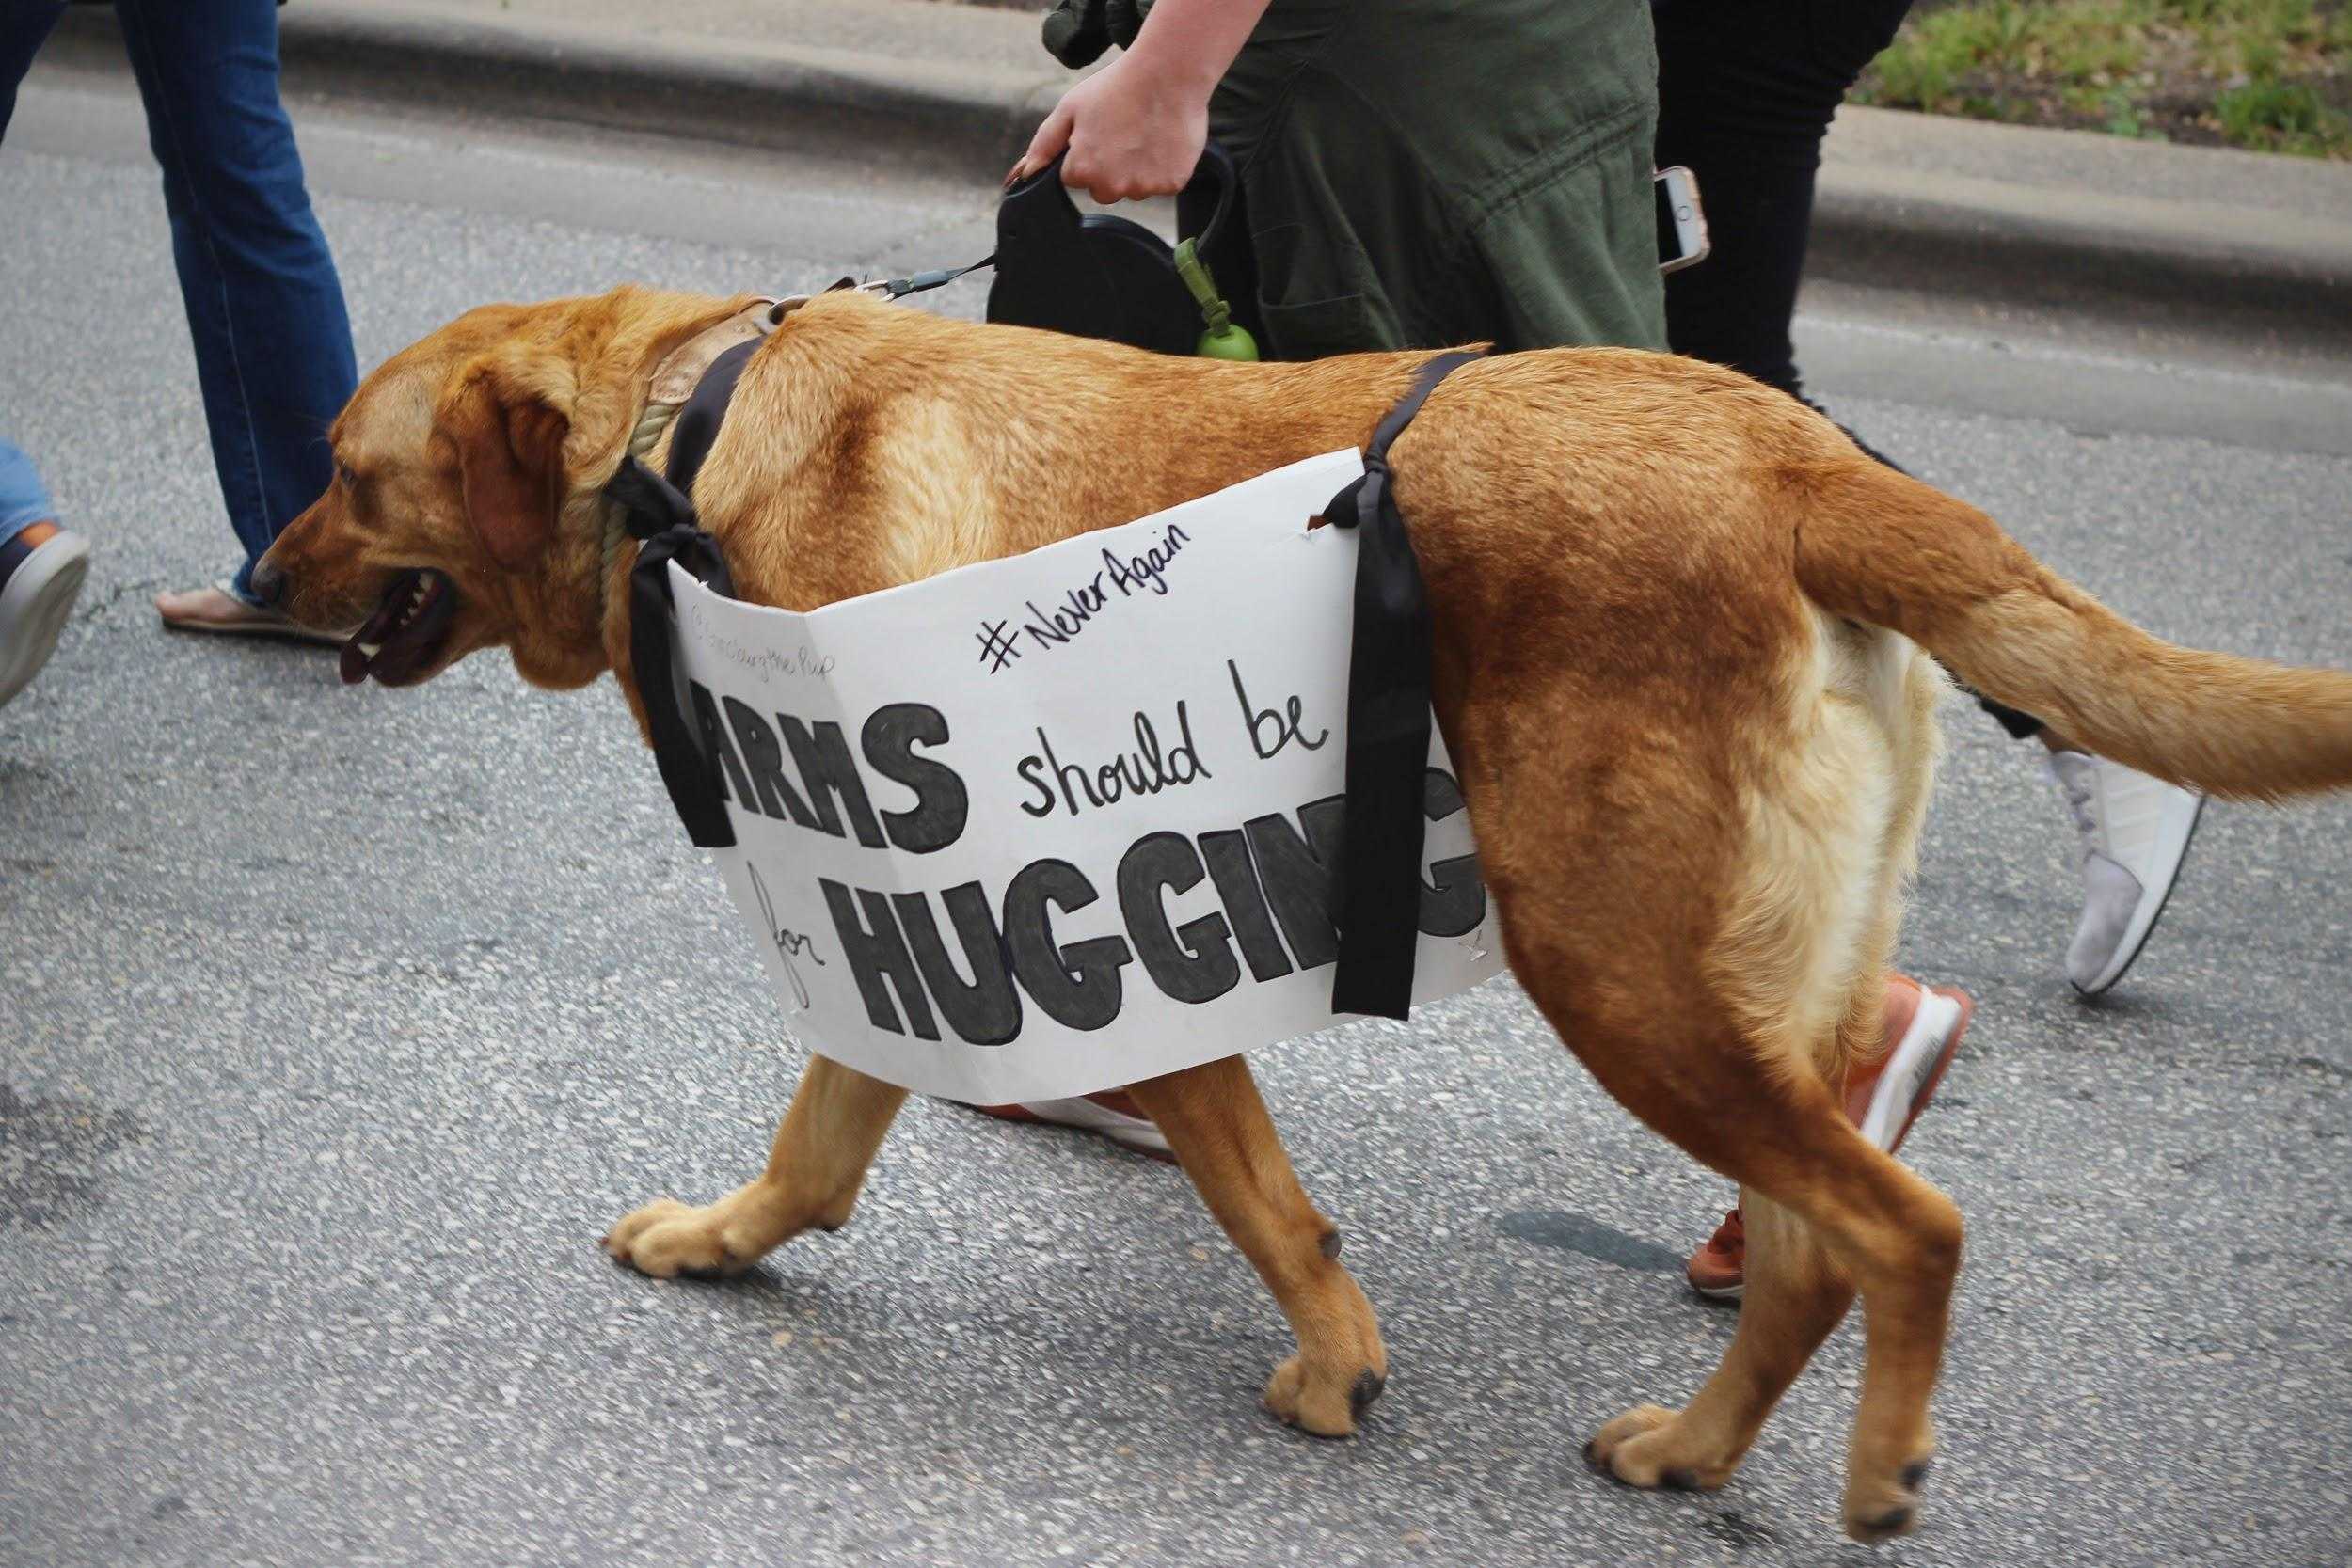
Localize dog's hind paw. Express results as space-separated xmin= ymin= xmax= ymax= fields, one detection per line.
xmin=1843 ymin=1447 xmax=1933 ymax=1544
xmin=602 ymin=1196 xmax=762 ymax=1279
xmin=1263 ymin=1354 xmax=1384 ymax=1438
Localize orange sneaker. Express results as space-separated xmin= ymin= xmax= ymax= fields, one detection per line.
xmin=1683 ymin=975 xmax=1974 ymax=1301
xmin=1688 ymin=1207 xmax=1746 ymax=1300
xmin=1847 ymin=975 xmax=1974 ymax=1156
xmin=966 ymin=1090 xmax=1175 ymax=1163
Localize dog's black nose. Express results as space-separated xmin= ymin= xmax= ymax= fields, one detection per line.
xmin=248 ymin=559 xmax=288 ymax=609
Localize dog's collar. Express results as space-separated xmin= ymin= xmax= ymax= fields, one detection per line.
xmin=597 ymin=295 xmax=803 ymax=618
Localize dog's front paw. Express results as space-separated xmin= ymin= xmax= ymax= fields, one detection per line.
xmin=603 ymin=1196 xmax=765 ymax=1279
xmin=1263 ymin=1354 xmax=1385 ymax=1438
xmin=1583 ymin=1404 xmax=1732 ymax=1491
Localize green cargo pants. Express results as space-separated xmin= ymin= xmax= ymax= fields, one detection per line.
xmin=1047 ymin=0 xmax=1668 ymax=358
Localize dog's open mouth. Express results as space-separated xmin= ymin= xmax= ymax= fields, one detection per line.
xmin=341 ymin=568 xmax=458 ymax=687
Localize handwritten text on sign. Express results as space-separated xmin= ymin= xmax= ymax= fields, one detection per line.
xmin=670 ymin=450 xmax=1501 ymax=1104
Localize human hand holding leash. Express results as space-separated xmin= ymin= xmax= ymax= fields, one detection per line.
xmin=1010 ymin=0 xmax=1270 ymax=201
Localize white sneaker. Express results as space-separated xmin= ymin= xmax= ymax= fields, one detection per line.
xmin=2047 ymin=751 xmax=2204 ymax=996
xmin=0 ymin=524 xmax=90 ymax=710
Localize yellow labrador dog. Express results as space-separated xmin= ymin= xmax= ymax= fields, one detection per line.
xmin=258 ymin=285 xmax=2352 ymax=1542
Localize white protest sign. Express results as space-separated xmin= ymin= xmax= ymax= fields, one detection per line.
xmin=668 ymin=449 xmax=1501 ymax=1104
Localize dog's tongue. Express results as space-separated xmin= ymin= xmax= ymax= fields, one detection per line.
xmin=341 ymin=576 xmax=417 ymax=686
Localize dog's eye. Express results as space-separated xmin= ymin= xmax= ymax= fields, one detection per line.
xmin=338 ymin=462 xmax=358 ymax=489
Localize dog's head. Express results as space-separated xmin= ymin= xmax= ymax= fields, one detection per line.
xmin=261 ymin=288 xmax=751 ymax=690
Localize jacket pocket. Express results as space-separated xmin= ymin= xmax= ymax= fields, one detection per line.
xmin=1248 ymin=222 xmax=1398 ymax=357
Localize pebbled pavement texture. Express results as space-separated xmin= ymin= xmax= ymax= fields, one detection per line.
xmin=3 ymin=72 xmax=2348 ymax=1568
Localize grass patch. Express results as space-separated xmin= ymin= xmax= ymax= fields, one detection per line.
xmin=1855 ymin=0 xmax=2352 ymax=157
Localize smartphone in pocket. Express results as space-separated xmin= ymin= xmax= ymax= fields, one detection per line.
xmin=1655 ymin=166 xmax=1710 ymax=274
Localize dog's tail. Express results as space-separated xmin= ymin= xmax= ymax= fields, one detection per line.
xmin=1793 ymin=458 xmax=2352 ymax=801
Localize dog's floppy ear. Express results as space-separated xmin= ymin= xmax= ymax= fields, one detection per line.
xmin=439 ymin=352 xmax=572 ymax=573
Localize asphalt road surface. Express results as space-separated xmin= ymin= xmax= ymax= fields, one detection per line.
xmin=4 ymin=63 xmax=2348 ymax=1568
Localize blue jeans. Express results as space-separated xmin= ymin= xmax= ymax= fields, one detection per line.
xmin=1 ymin=438 xmax=54 ymax=543
xmin=2 ymin=0 xmax=357 ymax=602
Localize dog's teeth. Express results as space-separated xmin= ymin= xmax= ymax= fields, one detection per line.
xmin=358 ymin=641 xmax=383 ymax=657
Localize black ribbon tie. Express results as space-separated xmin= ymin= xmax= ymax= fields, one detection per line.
xmin=1321 ymin=348 xmax=1485 ymax=1021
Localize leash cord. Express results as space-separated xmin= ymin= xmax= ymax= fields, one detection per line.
xmin=861 ymin=255 xmax=995 ymax=298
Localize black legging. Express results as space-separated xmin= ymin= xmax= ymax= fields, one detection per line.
xmin=1652 ymin=0 xmax=2042 ymax=739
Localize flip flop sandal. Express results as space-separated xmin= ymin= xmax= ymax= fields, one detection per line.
xmin=158 ymin=578 xmax=345 ymax=646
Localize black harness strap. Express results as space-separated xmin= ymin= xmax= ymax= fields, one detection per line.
xmin=1322 ymin=348 xmax=1485 ymax=1020
xmin=608 ymin=336 xmax=761 ymax=849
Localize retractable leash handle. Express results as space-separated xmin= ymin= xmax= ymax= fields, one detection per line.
xmin=866 ymin=145 xmax=1252 ymax=358
xmin=986 ymin=145 xmax=1253 ymax=358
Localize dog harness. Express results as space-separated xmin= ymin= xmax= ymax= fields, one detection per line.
xmin=597 ymin=299 xmax=792 ymax=848
xmin=601 ymin=308 xmax=1482 ymax=1022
